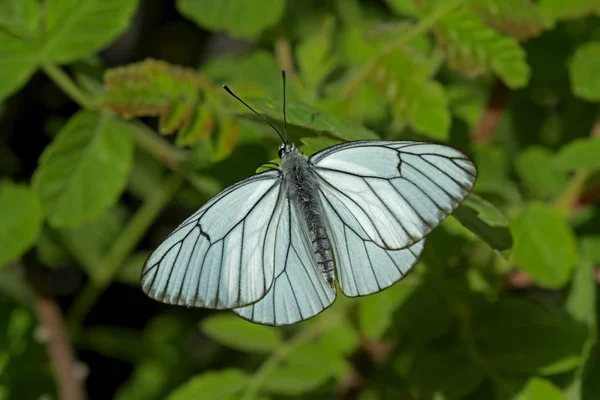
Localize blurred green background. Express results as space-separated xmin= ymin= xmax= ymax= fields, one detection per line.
xmin=1 ymin=0 xmax=600 ymax=399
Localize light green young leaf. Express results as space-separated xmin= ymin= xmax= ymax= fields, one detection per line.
xmin=469 ymin=0 xmax=546 ymax=40
xmin=297 ymin=17 xmax=336 ymax=95
xmin=0 ymin=0 xmax=40 ymax=37
xmin=200 ymin=315 xmax=282 ymax=353
xmin=358 ymin=275 xmax=420 ymax=339
xmin=244 ymin=97 xmax=379 ymax=141
xmin=32 ymin=111 xmax=135 ymax=227
xmin=177 ymin=0 xmax=285 ymax=38
xmin=43 ymin=0 xmax=138 ymax=63
xmin=515 ymin=147 xmax=567 ymax=199
xmin=452 ymin=194 xmax=513 ymax=259
xmin=0 ymin=184 xmax=42 ymax=266
xmin=516 ymin=378 xmax=564 ymax=400
xmin=0 ymin=31 xmax=39 ymax=101
xmin=538 ymin=0 xmax=600 ymax=24
xmin=568 ymin=42 xmax=600 ymax=102
xmin=262 ymin=343 xmax=340 ymax=395
xmin=510 ymin=203 xmax=578 ymax=288
xmin=473 ymin=297 xmax=587 ymax=376
xmin=555 ymin=137 xmax=600 ymax=171
xmin=384 ymin=0 xmax=420 ymax=17
xmin=166 ymin=369 xmax=248 ymax=400
xmin=435 ymin=7 xmax=530 ymax=88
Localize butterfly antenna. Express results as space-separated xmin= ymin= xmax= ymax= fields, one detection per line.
xmin=222 ymin=85 xmax=287 ymax=144
xmin=282 ymin=70 xmax=288 ymax=143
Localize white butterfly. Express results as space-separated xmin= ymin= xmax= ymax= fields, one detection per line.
xmin=141 ymin=72 xmax=477 ymax=326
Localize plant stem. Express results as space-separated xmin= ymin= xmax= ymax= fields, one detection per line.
xmin=42 ymin=63 xmax=97 ymax=109
xmin=67 ymin=174 xmax=183 ymax=334
xmin=342 ymin=0 xmax=465 ymax=99
xmin=241 ymin=316 xmax=339 ymax=400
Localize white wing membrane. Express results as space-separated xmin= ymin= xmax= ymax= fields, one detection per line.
xmin=234 ymin=198 xmax=336 ymax=325
xmin=312 ymin=141 xmax=477 ymax=250
xmin=141 ymin=171 xmax=283 ymax=309
xmin=320 ymin=187 xmax=425 ymax=296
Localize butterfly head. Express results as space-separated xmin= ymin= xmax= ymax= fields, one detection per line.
xmin=278 ymin=142 xmax=296 ymax=158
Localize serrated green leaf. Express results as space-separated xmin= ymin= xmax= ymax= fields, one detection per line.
xmin=159 ymin=102 xmax=195 ymax=135
xmin=435 ymin=7 xmax=530 ymax=88
xmin=569 ymin=42 xmax=600 ymax=102
xmin=538 ymin=0 xmax=600 ymax=23
xmin=0 ymin=184 xmax=42 ymax=266
xmin=43 ymin=0 xmax=138 ymax=63
xmin=32 ymin=111 xmax=134 ymax=227
xmin=407 ymin=339 xmax=484 ymax=400
xmin=200 ymin=315 xmax=282 ymax=353
xmin=556 ymin=137 xmax=600 ymax=171
xmin=470 ymin=0 xmax=546 ymax=40
xmin=452 ymin=194 xmax=513 ymax=258
xmin=510 ymin=203 xmax=578 ymax=288
xmin=176 ymin=107 xmax=214 ymax=147
xmin=515 ymin=147 xmax=567 ymax=199
xmin=358 ymin=275 xmax=420 ymax=339
xmin=166 ymin=369 xmax=248 ymax=400
xmin=244 ymin=97 xmax=379 ymax=141
xmin=0 ymin=0 xmax=40 ymax=37
xmin=473 ymin=297 xmax=587 ymax=376
xmin=0 ymin=31 xmax=39 ymax=101
xmin=516 ymin=378 xmax=564 ymax=400
xmin=177 ymin=0 xmax=284 ymax=38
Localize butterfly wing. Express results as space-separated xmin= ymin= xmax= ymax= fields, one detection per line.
xmin=320 ymin=186 xmax=425 ymax=296
xmin=233 ymin=196 xmax=336 ymax=326
xmin=311 ymin=140 xmax=477 ymax=250
xmin=141 ymin=170 xmax=283 ymax=309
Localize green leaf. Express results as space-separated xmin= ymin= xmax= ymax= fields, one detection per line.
xmin=407 ymin=338 xmax=485 ymax=400
xmin=166 ymin=369 xmax=248 ymax=400
xmin=538 ymin=0 xmax=600 ymax=23
xmin=565 ymin=238 xmax=597 ymax=331
xmin=117 ymin=250 xmax=150 ymax=286
xmin=556 ymin=137 xmax=600 ymax=171
xmin=516 ymin=378 xmax=564 ymax=400
xmin=510 ymin=203 xmax=578 ymax=288
xmin=452 ymin=194 xmax=513 ymax=259
xmin=470 ymin=0 xmax=546 ymax=40
xmin=32 ymin=111 xmax=135 ymax=227
xmin=473 ymin=297 xmax=587 ymax=375
xmin=435 ymin=7 xmax=530 ymax=88
xmin=515 ymin=147 xmax=567 ymax=199
xmin=299 ymin=137 xmax=342 ymax=156
xmin=244 ymin=97 xmax=379 ymax=141
xmin=296 ymin=16 xmax=336 ymax=95
xmin=43 ymin=0 xmax=138 ymax=63
xmin=262 ymin=343 xmax=339 ymax=395
xmin=569 ymin=42 xmax=600 ymax=102
xmin=384 ymin=0 xmax=421 ymax=17
xmin=177 ymin=0 xmax=285 ymax=38
xmin=0 ymin=0 xmax=40 ymax=37
xmin=0 ymin=31 xmax=39 ymax=101
xmin=0 ymin=184 xmax=42 ymax=266
xmin=358 ymin=275 xmax=420 ymax=339
xmin=200 ymin=315 xmax=282 ymax=353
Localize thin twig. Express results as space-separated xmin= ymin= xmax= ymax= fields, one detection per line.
xmin=36 ymin=296 xmax=86 ymax=400
xmin=472 ymin=79 xmax=511 ymax=144
xmin=42 ymin=63 xmax=97 ymax=110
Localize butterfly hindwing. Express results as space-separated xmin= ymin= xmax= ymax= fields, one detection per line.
xmin=311 ymin=140 xmax=477 ymax=250
xmin=141 ymin=170 xmax=283 ymax=309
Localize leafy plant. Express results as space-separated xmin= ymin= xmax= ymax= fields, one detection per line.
xmin=1 ymin=0 xmax=599 ymax=399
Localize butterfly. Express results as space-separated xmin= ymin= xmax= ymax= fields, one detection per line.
xmin=141 ymin=71 xmax=477 ymax=326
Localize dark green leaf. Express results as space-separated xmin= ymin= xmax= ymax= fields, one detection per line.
xmin=0 ymin=183 xmax=42 ymax=266
xmin=32 ymin=111 xmax=135 ymax=227
xmin=166 ymin=369 xmax=248 ymax=400
xmin=200 ymin=315 xmax=282 ymax=353
xmin=510 ymin=203 xmax=578 ymax=288
xmin=177 ymin=0 xmax=285 ymax=38
xmin=43 ymin=0 xmax=138 ymax=63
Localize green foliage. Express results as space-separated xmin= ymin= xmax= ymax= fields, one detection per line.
xmin=1 ymin=1 xmax=600 ymax=399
